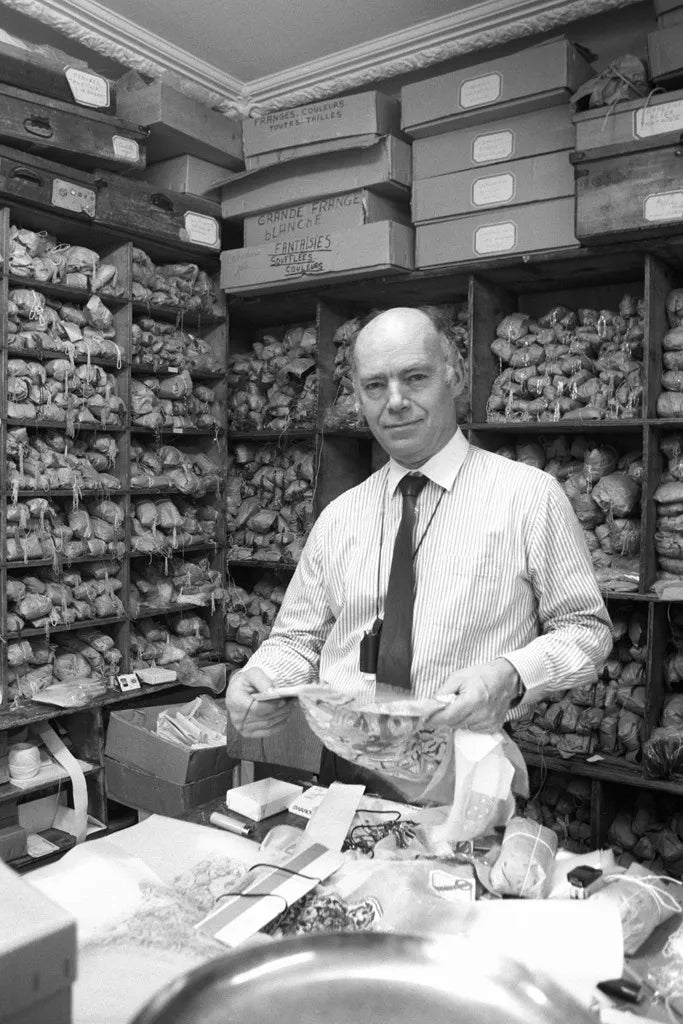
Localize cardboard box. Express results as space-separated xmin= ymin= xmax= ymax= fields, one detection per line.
xmin=220 ymin=136 xmax=411 ymax=221
xmin=242 ymin=90 xmax=401 ymax=159
xmin=244 ymin=188 xmax=410 ymax=245
xmin=116 ymin=72 xmax=243 ymax=168
xmin=654 ymin=0 xmax=683 ymax=24
xmin=0 ymin=858 xmax=76 ymax=1023
xmin=0 ymin=824 xmax=27 ymax=862
xmin=415 ymin=197 xmax=577 ymax=268
xmin=401 ymin=37 xmax=593 ymax=138
xmin=221 ymin=220 xmax=414 ymax=295
xmin=648 ymin=25 xmax=683 ymax=85
xmin=139 ymin=154 xmax=229 ymax=200
xmin=105 ymin=704 xmax=236 ymax=784
xmin=574 ymin=88 xmax=683 ymax=155
xmin=574 ymin=143 xmax=683 ymax=242
xmin=105 ymin=758 xmax=234 ymax=816
xmin=412 ymin=106 xmax=574 ymax=179
xmin=3 ymin=988 xmax=71 ymax=1024
xmin=412 ymin=150 xmax=574 ymax=222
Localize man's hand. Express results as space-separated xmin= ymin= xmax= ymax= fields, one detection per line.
xmin=426 ymin=658 xmax=521 ymax=733
xmin=225 ymin=667 xmax=293 ymax=738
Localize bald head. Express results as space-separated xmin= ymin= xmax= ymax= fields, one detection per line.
xmin=351 ymin=306 xmax=463 ymax=468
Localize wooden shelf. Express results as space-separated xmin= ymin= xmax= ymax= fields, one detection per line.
xmin=7 ymin=273 xmax=128 ymax=306
xmin=7 ymin=346 xmax=125 ymax=371
xmin=8 ymin=614 xmax=125 ymax=639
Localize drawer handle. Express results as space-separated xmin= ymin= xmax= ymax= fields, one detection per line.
xmin=11 ymin=166 xmax=43 ymax=187
xmin=151 ymin=192 xmax=174 ymax=213
xmin=23 ymin=116 xmax=53 ymax=139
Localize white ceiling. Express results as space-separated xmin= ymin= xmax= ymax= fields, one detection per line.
xmin=93 ymin=0 xmax=480 ymax=82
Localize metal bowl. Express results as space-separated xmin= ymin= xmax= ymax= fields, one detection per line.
xmin=131 ymin=932 xmax=595 ymax=1024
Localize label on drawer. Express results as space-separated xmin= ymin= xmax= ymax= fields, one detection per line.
xmin=65 ymin=68 xmax=110 ymax=109
xmin=183 ymin=212 xmax=220 ymax=248
xmin=472 ymin=129 xmax=514 ymax=163
xmin=51 ymin=178 xmax=97 ymax=217
xmin=472 ymin=172 xmax=515 ymax=207
xmin=634 ymin=100 xmax=683 ymax=138
xmin=474 ymin=221 xmax=517 ymax=254
xmin=644 ymin=190 xmax=683 ymax=222
xmin=460 ymin=72 xmax=502 ymax=109
xmin=112 ymin=135 xmax=140 ymax=162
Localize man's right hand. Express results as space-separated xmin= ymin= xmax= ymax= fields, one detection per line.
xmin=225 ymin=666 xmax=293 ymax=738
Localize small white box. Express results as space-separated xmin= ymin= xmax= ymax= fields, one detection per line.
xmin=225 ymin=778 xmax=304 ymax=821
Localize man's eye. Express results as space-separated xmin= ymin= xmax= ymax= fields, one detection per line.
xmin=407 ymin=374 xmax=427 ymax=385
xmin=365 ymin=382 xmax=383 ymax=395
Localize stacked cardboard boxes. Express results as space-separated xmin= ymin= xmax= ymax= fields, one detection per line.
xmin=401 ymin=37 xmax=593 ymax=268
xmin=220 ymin=91 xmax=415 ymax=294
xmin=648 ymin=0 xmax=683 ymax=85
xmin=573 ymin=86 xmax=683 ymax=243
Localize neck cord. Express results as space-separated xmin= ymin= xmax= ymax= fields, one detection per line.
xmin=373 ymin=474 xmax=447 ymax=619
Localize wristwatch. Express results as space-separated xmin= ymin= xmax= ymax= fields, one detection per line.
xmin=508 ymin=674 xmax=526 ymax=709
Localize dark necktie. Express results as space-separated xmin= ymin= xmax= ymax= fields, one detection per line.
xmin=376 ymin=473 xmax=428 ymax=691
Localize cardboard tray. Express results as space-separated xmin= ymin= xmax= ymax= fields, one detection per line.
xmin=401 ymin=36 xmax=593 ymax=138
xmin=411 ymin=150 xmax=574 ymax=222
xmin=415 ymin=197 xmax=578 ymax=268
xmin=411 ymin=106 xmax=574 ymax=180
xmin=221 ymin=220 xmax=415 ymax=295
xmin=242 ymin=90 xmax=401 ymax=160
xmin=220 ymin=135 xmax=411 ymax=221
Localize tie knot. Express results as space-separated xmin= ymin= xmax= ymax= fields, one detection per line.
xmin=399 ymin=473 xmax=428 ymax=499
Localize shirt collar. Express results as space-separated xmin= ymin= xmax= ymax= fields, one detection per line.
xmin=387 ymin=428 xmax=469 ymax=494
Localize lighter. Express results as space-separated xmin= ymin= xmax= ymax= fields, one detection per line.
xmin=360 ymin=617 xmax=383 ymax=673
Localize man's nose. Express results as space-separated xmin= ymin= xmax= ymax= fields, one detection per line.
xmin=386 ymin=381 xmax=408 ymax=411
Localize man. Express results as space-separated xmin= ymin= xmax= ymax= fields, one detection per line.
xmin=226 ymin=306 xmax=612 ymax=798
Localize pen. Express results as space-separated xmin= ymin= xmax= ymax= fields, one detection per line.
xmin=210 ymin=811 xmax=255 ymax=837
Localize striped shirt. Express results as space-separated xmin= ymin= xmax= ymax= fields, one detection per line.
xmin=247 ymin=429 xmax=613 ymax=721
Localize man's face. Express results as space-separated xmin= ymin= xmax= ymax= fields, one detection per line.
xmin=354 ymin=310 xmax=462 ymax=468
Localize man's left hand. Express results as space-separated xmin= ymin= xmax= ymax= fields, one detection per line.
xmin=426 ymin=658 xmax=521 ymax=733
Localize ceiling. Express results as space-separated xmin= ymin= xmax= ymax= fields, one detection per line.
xmin=0 ymin=0 xmax=645 ymax=113
xmin=91 ymin=0 xmax=481 ymax=83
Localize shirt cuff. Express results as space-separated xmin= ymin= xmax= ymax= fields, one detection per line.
xmin=501 ymin=646 xmax=549 ymax=696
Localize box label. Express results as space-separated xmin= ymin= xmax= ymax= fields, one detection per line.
xmin=183 ymin=212 xmax=219 ymax=248
xmin=117 ymin=673 xmax=141 ymax=692
xmin=644 ymin=190 xmax=683 ymax=221
xmin=472 ymin=171 xmax=515 ymax=207
xmin=634 ymin=99 xmax=683 ymax=138
xmin=460 ymin=72 xmax=502 ymax=110
xmin=472 ymin=129 xmax=514 ymax=163
xmin=251 ymin=97 xmax=346 ymax=135
xmin=65 ymin=67 xmax=110 ymax=109
xmin=51 ymin=178 xmax=97 ymax=218
xmin=246 ymin=191 xmax=372 ymax=244
xmin=233 ymin=233 xmax=335 ymax=279
xmin=112 ymin=135 xmax=140 ymax=163
xmin=474 ymin=220 xmax=517 ymax=254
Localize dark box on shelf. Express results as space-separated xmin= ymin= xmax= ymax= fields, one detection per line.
xmin=574 ymin=143 xmax=683 ymax=242
xmin=105 ymin=758 xmax=234 ymax=816
xmin=0 ymin=824 xmax=27 ymax=862
xmin=0 ymin=34 xmax=114 ymax=112
xmin=95 ymin=170 xmax=221 ymax=250
xmin=0 ymin=82 xmax=146 ymax=171
xmin=648 ymin=24 xmax=683 ymax=85
xmin=0 ymin=144 xmax=98 ymax=219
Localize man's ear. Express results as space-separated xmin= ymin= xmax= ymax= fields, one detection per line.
xmin=449 ymin=355 xmax=466 ymax=398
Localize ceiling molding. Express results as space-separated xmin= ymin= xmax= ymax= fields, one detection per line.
xmin=246 ymin=0 xmax=641 ymax=112
xmin=0 ymin=0 xmax=642 ymax=118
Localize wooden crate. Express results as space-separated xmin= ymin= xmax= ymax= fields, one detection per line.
xmin=574 ymin=143 xmax=683 ymax=243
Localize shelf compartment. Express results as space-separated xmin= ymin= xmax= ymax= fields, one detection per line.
xmin=131 ymin=300 xmax=225 ymax=327
xmin=0 ymin=759 xmax=98 ymax=805
xmin=521 ymin=746 xmax=683 ymax=794
xmin=4 ymin=553 xmax=123 ymax=569
xmin=131 ymin=363 xmax=224 ymax=381
xmin=130 ymin=542 xmax=217 ymax=559
xmin=7 ymin=273 xmax=128 ymax=307
xmin=6 ymin=418 xmax=125 ymax=432
xmin=130 ymin=425 xmax=222 ymax=437
xmin=6 ymin=346 xmax=125 ymax=371
xmin=8 ymin=614 xmax=126 ymax=639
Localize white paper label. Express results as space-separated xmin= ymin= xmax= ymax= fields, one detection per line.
xmin=51 ymin=178 xmax=96 ymax=218
xmin=183 ymin=212 xmax=219 ymax=248
xmin=460 ymin=72 xmax=502 ymax=110
xmin=112 ymin=135 xmax=140 ymax=163
xmin=65 ymin=67 xmax=110 ymax=108
xmin=117 ymin=673 xmax=140 ymax=692
xmin=644 ymin=190 xmax=683 ymax=222
xmin=474 ymin=221 xmax=517 ymax=254
xmin=472 ymin=129 xmax=514 ymax=164
xmin=634 ymin=100 xmax=683 ymax=139
xmin=472 ymin=172 xmax=515 ymax=207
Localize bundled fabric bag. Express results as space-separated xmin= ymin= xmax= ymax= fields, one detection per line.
xmin=489 ymin=817 xmax=558 ymax=898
